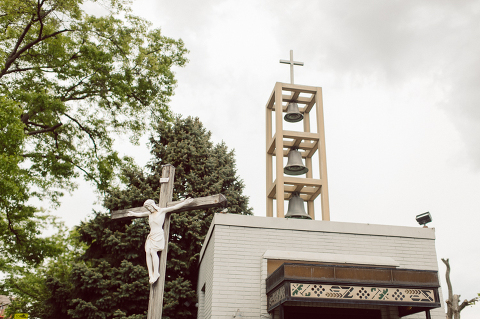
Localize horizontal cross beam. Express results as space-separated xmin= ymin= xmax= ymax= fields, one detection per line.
xmin=111 ymin=194 xmax=227 ymax=220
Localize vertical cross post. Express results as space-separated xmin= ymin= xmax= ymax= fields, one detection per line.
xmin=147 ymin=164 xmax=175 ymax=319
xmin=280 ymin=50 xmax=304 ymax=84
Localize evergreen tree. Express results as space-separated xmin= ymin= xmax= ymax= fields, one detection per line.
xmin=60 ymin=116 xmax=252 ymax=319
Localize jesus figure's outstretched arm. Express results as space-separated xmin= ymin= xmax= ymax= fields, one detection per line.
xmin=127 ymin=211 xmax=150 ymax=218
xmin=162 ymin=197 xmax=194 ymax=213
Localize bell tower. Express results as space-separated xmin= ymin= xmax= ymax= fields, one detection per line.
xmin=198 ymin=51 xmax=444 ymax=319
xmin=266 ymin=51 xmax=330 ymax=220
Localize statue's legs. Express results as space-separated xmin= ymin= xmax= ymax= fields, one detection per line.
xmin=146 ymin=250 xmax=154 ymax=280
xmin=147 ymin=248 xmax=161 ymax=284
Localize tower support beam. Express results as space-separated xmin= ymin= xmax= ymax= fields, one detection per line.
xmin=265 ymin=82 xmax=330 ymax=220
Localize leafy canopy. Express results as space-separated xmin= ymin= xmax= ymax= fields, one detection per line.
xmin=0 ymin=225 xmax=85 ymax=319
xmin=0 ymin=0 xmax=187 ymax=266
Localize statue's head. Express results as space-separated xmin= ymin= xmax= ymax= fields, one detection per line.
xmin=143 ymin=199 xmax=156 ymax=213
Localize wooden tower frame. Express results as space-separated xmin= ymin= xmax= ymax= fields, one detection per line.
xmin=266 ymin=82 xmax=330 ymax=220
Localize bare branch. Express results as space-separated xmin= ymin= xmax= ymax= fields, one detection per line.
xmin=26 ymin=121 xmax=50 ymax=129
xmin=127 ymin=91 xmax=144 ymax=104
xmin=442 ymin=258 xmax=478 ymax=319
xmin=60 ymin=73 xmax=92 ymax=99
xmin=61 ymin=94 xmax=95 ymax=101
xmin=3 ymin=66 xmax=45 ymax=74
xmin=54 ymin=130 xmax=59 ymax=149
xmin=8 ymin=21 xmax=33 ymax=66
xmin=73 ymin=163 xmax=102 ymax=187
xmin=21 ymin=113 xmax=30 ymax=124
xmin=37 ymin=0 xmax=45 ymax=38
xmin=89 ymin=30 xmax=127 ymax=57
xmin=6 ymin=210 xmax=25 ymax=246
xmin=63 ymin=113 xmax=98 ymax=156
xmin=459 ymin=297 xmax=478 ymax=312
xmin=442 ymin=258 xmax=453 ymax=301
xmin=20 ymin=152 xmax=101 ymax=187
xmin=27 ymin=123 xmax=62 ymax=135
xmin=21 ymin=152 xmax=56 ymax=158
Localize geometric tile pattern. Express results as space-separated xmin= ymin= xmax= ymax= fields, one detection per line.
xmin=291 ymin=283 xmax=436 ymax=303
xmin=268 ymin=285 xmax=286 ymax=308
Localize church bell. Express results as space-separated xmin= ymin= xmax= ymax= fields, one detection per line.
xmin=285 ymin=192 xmax=311 ymax=219
xmin=284 ymin=148 xmax=309 ymax=175
xmin=284 ymin=102 xmax=303 ymax=123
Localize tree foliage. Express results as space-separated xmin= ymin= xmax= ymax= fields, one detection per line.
xmin=6 ymin=116 xmax=251 ymax=319
xmin=0 ymin=0 xmax=187 ymax=267
xmin=0 ymin=224 xmax=83 ymax=319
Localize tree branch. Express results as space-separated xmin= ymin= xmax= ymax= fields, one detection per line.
xmin=73 ymin=163 xmax=102 ymax=187
xmin=61 ymin=94 xmax=95 ymax=101
xmin=1 ymin=29 xmax=73 ymax=79
xmin=21 ymin=152 xmax=58 ymax=158
xmin=127 ymin=91 xmax=144 ymax=105
xmin=6 ymin=210 xmax=25 ymax=246
xmin=12 ymin=281 xmax=37 ymax=298
xmin=3 ymin=65 xmax=57 ymax=75
xmin=20 ymin=152 xmax=101 ymax=187
xmin=63 ymin=113 xmax=99 ymax=156
xmin=8 ymin=21 xmax=33 ymax=67
xmin=459 ymin=297 xmax=478 ymax=312
xmin=442 ymin=258 xmax=453 ymax=300
xmin=21 ymin=113 xmax=30 ymax=124
xmin=27 ymin=121 xmax=50 ymax=129
xmin=61 ymin=73 xmax=92 ymax=99
xmin=0 ymin=15 xmax=34 ymax=78
xmin=54 ymin=131 xmax=59 ymax=149
xmin=37 ymin=0 xmax=45 ymax=38
xmin=90 ymin=30 xmax=127 ymax=57
xmin=27 ymin=123 xmax=62 ymax=135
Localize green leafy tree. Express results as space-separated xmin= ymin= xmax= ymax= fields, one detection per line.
xmin=0 ymin=0 xmax=187 ymax=267
xmin=0 ymin=224 xmax=84 ymax=319
xmin=49 ymin=116 xmax=252 ymax=319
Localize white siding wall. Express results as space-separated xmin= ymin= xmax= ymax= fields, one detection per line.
xmin=197 ymin=231 xmax=215 ymax=319
xmin=197 ymin=214 xmax=445 ymax=319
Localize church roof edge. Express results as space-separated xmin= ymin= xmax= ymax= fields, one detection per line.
xmin=198 ymin=214 xmax=436 ymax=265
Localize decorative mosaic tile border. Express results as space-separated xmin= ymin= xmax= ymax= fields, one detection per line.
xmin=268 ymin=286 xmax=286 ymax=308
xmin=291 ymin=283 xmax=436 ymax=303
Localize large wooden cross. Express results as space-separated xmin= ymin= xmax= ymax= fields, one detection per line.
xmin=111 ymin=164 xmax=227 ymax=319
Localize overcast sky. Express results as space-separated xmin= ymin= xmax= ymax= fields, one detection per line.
xmin=55 ymin=1 xmax=480 ymax=317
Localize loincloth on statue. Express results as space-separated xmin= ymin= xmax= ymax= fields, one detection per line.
xmin=145 ymin=230 xmax=165 ymax=252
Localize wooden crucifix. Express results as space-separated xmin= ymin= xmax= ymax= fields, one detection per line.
xmin=111 ymin=164 xmax=227 ymax=319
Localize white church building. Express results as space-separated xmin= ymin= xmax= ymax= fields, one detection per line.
xmin=197 ymin=214 xmax=443 ymax=319
xmin=197 ymin=67 xmax=444 ymax=319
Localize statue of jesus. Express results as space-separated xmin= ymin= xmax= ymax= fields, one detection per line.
xmin=128 ymin=198 xmax=194 ymax=284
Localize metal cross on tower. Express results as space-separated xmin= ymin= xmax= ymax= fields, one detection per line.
xmin=267 ymin=52 xmax=330 ymax=221
xmin=280 ymin=50 xmax=304 ymax=84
